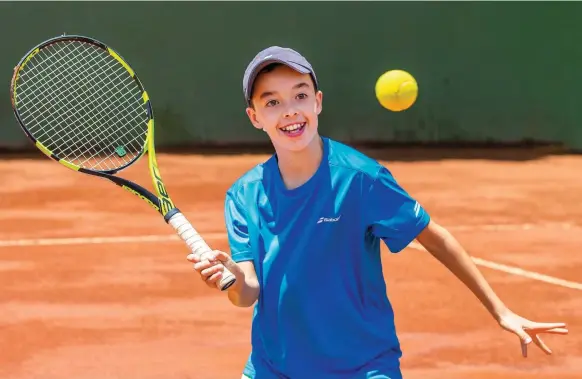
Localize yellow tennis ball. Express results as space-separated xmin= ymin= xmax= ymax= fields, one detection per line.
xmin=375 ymin=69 xmax=418 ymax=112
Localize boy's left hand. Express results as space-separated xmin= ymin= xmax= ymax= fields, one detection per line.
xmin=497 ymin=310 xmax=568 ymax=357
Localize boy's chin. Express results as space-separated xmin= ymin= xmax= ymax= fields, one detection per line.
xmin=276 ymin=132 xmax=319 ymax=152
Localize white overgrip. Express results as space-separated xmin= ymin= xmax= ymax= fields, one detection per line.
xmin=167 ymin=212 xmax=236 ymax=291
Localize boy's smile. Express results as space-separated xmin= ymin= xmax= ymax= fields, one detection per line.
xmin=279 ymin=122 xmax=306 ymax=137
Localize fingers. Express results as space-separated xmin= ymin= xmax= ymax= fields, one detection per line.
xmin=521 ymin=327 xmax=566 ymax=357
xmin=201 ymin=263 xmax=224 ymax=280
xmin=187 ymin=250 xmax=228 ymax=290
xmin=521 ymin=341 xmax=527 ymax=358
xmin=206 ymin=250 xmax=236 ymax=267
xmin=520 ymin=336 xmax=532 ymax=358
xmin=188 ymin=250 xmax=229 ymax=263
xmin=205 ymin=271 xmax=223 ymax=288
xmin=514 ymin=327 xmax=533 ymax=345
xmin=500 ymin=313 xmax=567 ymax=358
xmin=513 ymin=329 xmax=533 ymax=358
xmin=525 ymin=322 xmax=567 ymax=331
xmin=532 ymin=335 xmax=552 ymax=355
xmin=186 ymin=253 xmax=202 ymax=263
xmin=542 ymin=327 xmax=569 ymax=335
xmin=524 ymin=322 xmax=569 ymax=339
xmin=191 ymin=257 xmax=215 ymax=273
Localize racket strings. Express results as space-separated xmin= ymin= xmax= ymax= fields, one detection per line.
xmin=32 ymin=47 xmax=142 ymax=163
xmin=22 ymin=42 xmax=144 ymax=151
xmin=21 ymin=46 xmax=135 ymax=170
xmin=15 ymin=40 xmax=149 ymax=172
xmin=21 ymin=44 xmax=113 ymax=138
xmin=24 ymin=42 xmax=146 ymax=170
xmin=25 ymin=48 xmax=126 ymax=143
xmin=18 ymin=40 xmax=146 ymax=171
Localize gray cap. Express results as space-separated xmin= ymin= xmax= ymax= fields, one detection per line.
xmin=242 ymin=46 xmax=318 ymax=106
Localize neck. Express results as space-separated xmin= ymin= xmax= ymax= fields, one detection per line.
xmin=275 ymin=136 xmax=323 ymax=190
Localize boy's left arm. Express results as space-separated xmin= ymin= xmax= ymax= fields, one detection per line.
xmin=416 ymin=219 xmax=569 ymax=357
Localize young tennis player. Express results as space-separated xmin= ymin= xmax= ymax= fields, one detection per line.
xmin=188 ymin=46 xmax=568 ymax=379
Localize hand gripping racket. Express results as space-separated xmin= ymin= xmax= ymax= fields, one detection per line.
xmin=9 ymin=34 xmax=237 ymax=291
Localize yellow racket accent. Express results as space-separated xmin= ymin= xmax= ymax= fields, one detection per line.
xmin=22 ymin=48 xmax=40 ymax=67
xmin=35 ymin=141 xmax=53 ymax=158
xmin=60 ymin=160 xmax=80 ymax=171
xmin=35 ymin=141 xmax=80 ymax=171
xmin=146 ymin=119 xmax=175 ymax=217
xmin=12 ymin=48 xmax=40 ymax=107
xmin=108 ymin=48 xmax=135 ymax=77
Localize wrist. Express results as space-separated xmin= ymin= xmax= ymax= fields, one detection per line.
xmin=227 ymin=270 xmax=246 ymax=293
xmin=491 ymin=303 xmax=510 ymax=323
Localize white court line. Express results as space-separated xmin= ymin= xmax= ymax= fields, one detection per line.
xmin=0 ymin=222 xmax=576 ymax=248
xmin=407 ymin=241 xmax=582 ymax=291
xmin=447 ymin=222 xmax=577 ymax=232
xmin=1 ymin=225 xmax=581 ymax=291
xmin=0 ymin=233 xmax=225 ymax=247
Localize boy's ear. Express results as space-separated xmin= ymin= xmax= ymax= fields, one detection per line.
xmin=246 ymin=106 xmax=263 ymax=130
xmin=315 ymin=90 xmax=323 ymax=115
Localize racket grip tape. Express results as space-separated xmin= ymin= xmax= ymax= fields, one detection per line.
xmin=167 ymin=212 xmax=237 ymax=291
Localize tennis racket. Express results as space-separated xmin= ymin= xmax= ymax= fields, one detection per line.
xmin=9 ymin=34 xmax=237 ymax=291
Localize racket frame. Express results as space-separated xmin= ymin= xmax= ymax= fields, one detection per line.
xmin=10 ymin=34 xmax=147 ymax=175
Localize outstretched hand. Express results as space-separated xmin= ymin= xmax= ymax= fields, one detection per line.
xmin=497 ymin=310 xmax=568 ymax=357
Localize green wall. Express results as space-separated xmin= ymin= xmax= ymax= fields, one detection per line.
xmin=1 ymin=2 xmax=581 ymax=149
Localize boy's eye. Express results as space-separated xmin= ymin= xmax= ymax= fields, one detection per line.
xmin=266 ymin=99 xmax=278 ymax=107
xmin=296 ymin=93 xmax=308 ymax=100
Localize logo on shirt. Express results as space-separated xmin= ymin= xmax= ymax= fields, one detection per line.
xmin=414 ymin=201 xmax=421 ymax=217
xmin=317 ymin=215 xmax=341 ymax=224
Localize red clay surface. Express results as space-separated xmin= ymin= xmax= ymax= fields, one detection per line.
xmin=1 ymin=148 xmax=580 ymax=379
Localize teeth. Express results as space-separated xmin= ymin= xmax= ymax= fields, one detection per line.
xmin=281 ymin=123 xmax=303 ymax=131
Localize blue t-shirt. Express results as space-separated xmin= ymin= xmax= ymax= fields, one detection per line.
xmin=224 ymin=137 xmax=430 ymax=379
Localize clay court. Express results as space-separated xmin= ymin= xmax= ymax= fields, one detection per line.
xmin=1 ymin=147 xmax=580 ymax=379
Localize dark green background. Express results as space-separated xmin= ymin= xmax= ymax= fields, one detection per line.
xmin=1 ymin=2 xmax=580 ymax=149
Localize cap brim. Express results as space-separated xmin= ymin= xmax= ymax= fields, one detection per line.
xmin=245 ymin=59 xmax=311 ymax=103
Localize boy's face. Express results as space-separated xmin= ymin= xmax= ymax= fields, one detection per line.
xmin=246 ymin=64 xmax=323 ymax=152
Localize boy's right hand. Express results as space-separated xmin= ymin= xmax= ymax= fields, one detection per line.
xmin=187 ymin=250 xmax=241 ymax=290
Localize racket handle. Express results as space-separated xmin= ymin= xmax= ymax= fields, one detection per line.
xmin=167 ymin=212 xmax=237 ymax=291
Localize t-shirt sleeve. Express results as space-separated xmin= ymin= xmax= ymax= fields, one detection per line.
xmin=224 ymin=190 xmax=253 ymax=263
xmin=365 ymin=166 xmax=430 ymax=253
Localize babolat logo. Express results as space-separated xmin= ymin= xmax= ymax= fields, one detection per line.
xmin=151 ymin=165 xmax=174 ymax=215
xmin=317 ymin=215 xmax=341 ymax=224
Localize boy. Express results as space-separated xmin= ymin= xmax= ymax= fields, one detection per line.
xmin=189 ymin=46 xmax=568 ymax=379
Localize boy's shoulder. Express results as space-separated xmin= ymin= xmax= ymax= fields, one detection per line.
xmin=226 ymin=155 xmax=273 ymax=198
xmin=226 ymin=137 xmax=391 ymax=200
xmin=325 ymin=137 xmax=386 ymax=180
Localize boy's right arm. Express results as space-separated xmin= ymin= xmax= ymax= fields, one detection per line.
xmin=188 ymin=251 xmax=259 ymax=307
